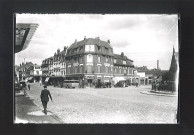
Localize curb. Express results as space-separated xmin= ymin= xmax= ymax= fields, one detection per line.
xmin=29 ymin=96 xmax=63 ymax=123
xmin=140 ymin=91 xmax=177 ymax=97
xmin=16 ymin=94 xmax=63 ymax=123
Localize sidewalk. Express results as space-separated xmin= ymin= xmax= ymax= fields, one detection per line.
xmin=15 ymin=91 xmax=63 ymax=123
xmin=140 ymin=90 xmax=177 ymax=97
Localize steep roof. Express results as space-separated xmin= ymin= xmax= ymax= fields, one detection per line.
xmin=66 ymin=38 xmax=114 ymax=57
xmin=114 ymin=54 xmax=133 ymax=62
xmin=114 ymin=54 xmax=134 ymax=67
xmin=68 ymin=38 xmax=112 ymax=50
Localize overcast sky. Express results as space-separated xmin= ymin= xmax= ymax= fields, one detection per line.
xmin=15 ymin=14 xmax=178 ymax=70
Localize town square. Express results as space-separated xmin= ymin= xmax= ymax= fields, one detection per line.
xmin=14 ymin=14 xmax=179 ymax=124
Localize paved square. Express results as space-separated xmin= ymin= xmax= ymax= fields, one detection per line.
xmin=22 ymin=83 xmax=178 ymax=123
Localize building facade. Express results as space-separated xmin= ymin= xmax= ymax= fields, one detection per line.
xmin=65 ymin=37 xmax=115 ymax=86
xmin=41 ymin=37 xmax=136 ymax=87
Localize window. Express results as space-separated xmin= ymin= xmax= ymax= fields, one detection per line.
xmin=79 ymin=66 xmax=83 ymax=73
xmin=128 ymin=68 xmax=133 ymax=74
xmin=105 ymin=47 xmax=108 ymax=52
xmin=119 ymin=69 xmax=121 ymax=74
xmin=68 ymin=67 xmax=71 ymax=74
xmin=115 ymin=68 xmax=117 ymax=73
xmin=75 ymin=66 xmax=77 ymax=73
xmin=85 ymin=45 xmax=95 ymax=52
xmin=105 ymin=66 xmax=108 ymax=73
xmin=114 ymin=59 xmax=117 ymax=63
xmin=106 ymin=57 xmax=108 ymax=63
xmin=87 ymin=65 xmax=92 ymax=73
xmin=80 ymin=46 xmax=83 ymax=51
xmin=111 ymin=67 xmax=113 ymax=72
xmin=124 ymin=69 xmax=126 ymax=74
xmin=79 ymin=57 xmax=83 ymax=63
xmin=98 ymin=65 xmax=101 ymax=73
xmin=123 ymin=60 xmax=126 ymax=64
xmin=97 ymin=46 xmax=101 ymax=51
xmin=87 ymin=54 xmax=93 ymax=62
xmin=98 ymin=56 xmax=101 ymax=62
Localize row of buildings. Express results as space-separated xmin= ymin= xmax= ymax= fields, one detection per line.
xmin=16 ymin=37 xmax=166 ymax=87
xmin=40 ymin=37 xmax=153 ymax=87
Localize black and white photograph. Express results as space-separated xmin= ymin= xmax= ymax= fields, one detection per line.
xmin=14 ymin=14 xmax=179 ymax=124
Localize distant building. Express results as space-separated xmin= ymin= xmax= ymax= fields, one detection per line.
xmin=32 ymin=64 xmax=42 ymax=82
xmin=113 ymin=52 xmax=135 ymax=84
xmin=53 ymin=47 xmax=67 ymax=76
xmin=135 ymin=66 xmax=168 ymax=85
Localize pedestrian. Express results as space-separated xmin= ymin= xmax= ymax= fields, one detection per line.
xmin=23 ymin=82 xmax=27 ymax=96
xmin=28 ymin=84 xmax=30 ymax=91
xmin=40 ymin=85 xmax=53 ymax=115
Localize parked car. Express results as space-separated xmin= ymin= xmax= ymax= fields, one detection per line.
xmin=19 ymin=81 xmax=27 ymax=89
xmin=15 ymin=82 xmax=21 ymax=92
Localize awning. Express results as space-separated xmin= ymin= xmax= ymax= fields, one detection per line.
xmin=45 ymin=77 xmax=49 ymax=82
xmin=28 ymin=77 xmax=33 ymax=80
xmin=112 ymin=77 xmax=126 ymax=84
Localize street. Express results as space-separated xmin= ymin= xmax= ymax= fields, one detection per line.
xmin=22 ymin=83 xmax=178 ymax=123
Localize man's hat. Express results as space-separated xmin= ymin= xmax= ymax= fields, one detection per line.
xmin=43 ymin=85 xmax=47 ymax=88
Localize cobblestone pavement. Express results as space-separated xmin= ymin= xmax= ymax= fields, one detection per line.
xmin=25 ymin=83 xmax=178 ymax=124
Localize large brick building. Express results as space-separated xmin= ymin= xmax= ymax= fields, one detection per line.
xmin=65 ymin=37 xmax=115 ymax=86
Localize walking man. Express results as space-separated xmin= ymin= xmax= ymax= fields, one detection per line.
xmin=40 ymin=85 xmax=53 ymax=115
xmin=28 ymin=84 xmax=30 ymax=91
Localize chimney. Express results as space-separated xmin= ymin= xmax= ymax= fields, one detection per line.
xmin=64 ymin=46 xmax=67 ymax=53
xmin=75 ymin=39 xmax=77 ymax=44
xmin=107 ymin=39 xmax=110 ymax=44
xmin=157 ymin=60 xmax=159 ymax=69
xmin=57 ymin=49 xmax=60 ymax=54
xmin=121 ymin=52 xmax=124 ymax=58
xmin=95 ymin=37 xmax=100 ymax=40
xmin=84 ymin=36 xmax=86 ymax=41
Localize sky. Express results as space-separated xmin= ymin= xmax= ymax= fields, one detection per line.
xmin=15 ymin=14 xmax=179 ymax=70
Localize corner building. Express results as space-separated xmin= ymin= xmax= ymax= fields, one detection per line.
xmin=66 ymin=37 xmax=114 ymax=86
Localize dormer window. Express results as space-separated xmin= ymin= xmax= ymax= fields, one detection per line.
xmin=80 ymin=46 xmax=83 ymax=51
xmin=114 ymin=59 xmax=117 ymax=63
xmin=123 ymin=60 xmax=126 ymax=64
xmin=97 ymin=46 xmax=101 ymax=51
xmin=85 ymin=45 xmax=95 ymax=52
